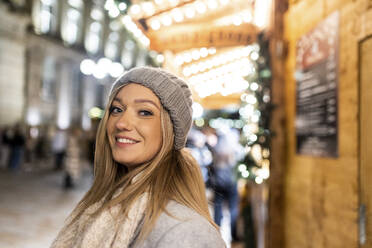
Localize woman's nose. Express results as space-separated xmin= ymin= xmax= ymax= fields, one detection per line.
xmin=115 ymin=112 xmax=133 ymax=131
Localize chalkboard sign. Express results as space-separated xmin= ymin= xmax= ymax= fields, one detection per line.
xmin=295 ymin=12 xmax=339 ymax=157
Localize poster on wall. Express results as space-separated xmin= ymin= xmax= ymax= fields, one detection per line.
xmin=295 ymin=11 xmax=339 ymax=157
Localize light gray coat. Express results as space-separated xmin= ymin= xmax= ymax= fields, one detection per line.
xmin=131 ymin=201 xmax=226 ymax=248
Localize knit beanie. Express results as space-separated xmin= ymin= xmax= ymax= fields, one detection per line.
xmin=110 ymin=66 xmax=193 ymax=150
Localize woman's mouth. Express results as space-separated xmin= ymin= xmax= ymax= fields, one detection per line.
xmin=115 ymin=137 xmax=139 ymax=147
xmin=117 ymin=138 xmax=137 ymax=144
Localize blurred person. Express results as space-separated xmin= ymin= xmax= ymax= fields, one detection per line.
xmin=187 ymin=128 xmax=213 ymax=183
xmin=52 ymin=127 xmax=67 ymax=170
xmin=209 ymin=130 xmax=240 ymax=242
xmin=35 ymin=126 xmax=48 ymax=160
xmin=63 ymin=127 xmax=83 ymax=189
xmin=0 ymin=126 xmax=11 ymax=168
xmin=24 ymin=126 xmax=38 ymax=166
xmin=8 ymin=124 xmax=25 ymax=170
xmin=51 ymin=67 xmax=225 ymax=248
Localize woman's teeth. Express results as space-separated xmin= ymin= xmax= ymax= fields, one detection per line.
xmin=117 ymin=138 xmax=137 ymax=144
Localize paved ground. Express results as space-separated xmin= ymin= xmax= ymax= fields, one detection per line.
xmin=0 ymin=168 xmax=93 ymax=248
xmin=0 ymin=167 xmax=246 ymax=248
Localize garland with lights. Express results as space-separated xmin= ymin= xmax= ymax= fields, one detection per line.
xmin=237 ymin=34 xmax=272 ymax=184
xmin=114 ymin=0 xmax=132 ymax=14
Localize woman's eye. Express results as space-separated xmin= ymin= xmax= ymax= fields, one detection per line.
xmin=110 ymin=106 xmax=122 ymax=114
xmin=139 ymin=110 xmax=153 ymax=116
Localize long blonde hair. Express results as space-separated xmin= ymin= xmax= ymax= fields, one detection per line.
xmin=70 ymin=86 xmax=218 ymax=241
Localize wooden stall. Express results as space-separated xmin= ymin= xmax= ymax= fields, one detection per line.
xmin=270 ymin=0 xmax=372 ymax=247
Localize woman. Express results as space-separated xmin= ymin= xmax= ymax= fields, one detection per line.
xmin=51 ymin=67 xmax=225 ymax=248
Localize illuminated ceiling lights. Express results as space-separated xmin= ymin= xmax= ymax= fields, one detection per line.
xmin=124 ymin=0 xmax=271 ymax=50
xmin=214 ymin=9 xmax=252 ymax=26
xmin=177 ymin=45 xmax=258 ymax=98
xmin=137 ymin=0 xmax=242 ymax=31
xmin=129 ymin=0 xmax=193 ymax=19
xmin=253 ymin=0 xmax=272 ymax=29
xmin=183 ymin=46 xmax=255 ymax=76
xmin=127 ymin=0 xmax=271 ymax=32
xmin=123 ymin=0 xmax=270 ymax=102
xmin=175 ymin=47 xmax=216 ymax=66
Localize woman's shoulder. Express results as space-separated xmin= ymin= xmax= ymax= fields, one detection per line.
xmin=136 ymin=201 xmax=226 ymax=248
xmin=164 ymin=200 xmax=205 ymax=220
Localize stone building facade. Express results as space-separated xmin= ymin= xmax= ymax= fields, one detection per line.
xmin=0 ymin=0 xmax=155 ymax=130
xmin=0 ymin=3 xmax=28 ymax=126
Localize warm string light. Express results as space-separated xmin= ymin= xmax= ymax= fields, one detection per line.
xmin=80 ymin=58 xmax=124 ymax=78
xmin=209 ymin=117 xmax=245 ymax=129
xmin=235 ymin=40 xmax=271 ymax=184
xmin=175 ymin=47 xmax=216 ymax=66
xmin=128 ymin=0 xmax=254 ymax=31
xmin=208 ymin=113 xmax=270 ymax=184
xmin=178 ymin=45 xmax=259 ymax=98
xmin=104 ymin=0 xmax=121 ymax=18
xmin=182 ymin=46 xmax=254 ymax=76
xmin=129 ymin=0 xmax=215 ymax=19
xmin=121 ymin=15 xmax=150 ymax=47
xmin=214 ymin=9 xmax=253 ymax=26
xmin=147 ymin=3 xmax=252 ymax=31
xmin=147 ymin=5 xmax=253 ymax=31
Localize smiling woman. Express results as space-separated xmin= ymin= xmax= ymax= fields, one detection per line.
xmin=107 ymin=84 xmax=163 ymax=168
xmin=50 ymin=66 xmax=225 ymax=248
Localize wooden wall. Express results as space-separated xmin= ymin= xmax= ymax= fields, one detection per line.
xmin=271 ymin=0 xmax=372 ymax=247
xmin=268 ymin=0 xmax=287 ymax=247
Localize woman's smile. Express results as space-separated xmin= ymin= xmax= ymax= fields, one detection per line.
xmin=115 ymin=136 xmax=139 ymax=147
xmin=107 ymin=83 xmax=163 ymax=169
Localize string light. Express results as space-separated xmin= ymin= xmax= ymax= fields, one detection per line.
xmin=238 ymin=164 xmax=247 ymax=172
xmin=255 ymin=176 xmax=263 ymax=184
xmin=171 ymin=8 xmax=184 ymax=22
xmin=129 ymin=4 xmax=141 ymax=16
xmin=207 ymin=0 xmax=218 ymax=9
xmin=242 ymin=170 xmax=250 ymax=178
xmin=129 ymin=0 xmax=257 ymax=31
xmin=156 ymin=54 xmax=164 ymax=63
xmin=161 ymin=15 xmax=172 ymax=26
xmin=185 ymin=7 xmax=195 ymax=18
xmin=250 ymin=82 xmax=259 ymax=91
xmin=118 ymin=2 xmax=127 ymax=11
xmin=200 ymin=47 xmax=208 ymax=57
xmin=168 ymin=0 xmax=180 ymax=7
xmin=195 ymin=1 xmax=207 ymax=14
xmin=121 ymin=15 xmax=150 ymax=47
xmin=150 ymin=19 xmax=161 ymax=30
xmin=219 ymin=0 xmax=229 ymax=5
xmin=80 ymin=59 xmax=95 ymax=75
xmin=142 ymin=1 xmax=155 ymax=16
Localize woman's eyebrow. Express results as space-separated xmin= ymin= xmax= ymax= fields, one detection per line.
xmin=113 ymin=98 xmax=123 ymax=105
xmin=134 ymin=99 xmax=160 ymax=110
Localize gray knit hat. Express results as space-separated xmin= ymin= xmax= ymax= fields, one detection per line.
xmin=109 ymin=66 xmax=193 ymax=150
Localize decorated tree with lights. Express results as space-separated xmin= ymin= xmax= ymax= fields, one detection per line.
xmin=237 ymin=35 xmax=272 ymax=184
xmin=113 ymin=0 xmax=132 ymax=14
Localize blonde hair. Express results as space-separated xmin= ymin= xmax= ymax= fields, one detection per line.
xmin=69 ymin=86 xmax=218 ymax=241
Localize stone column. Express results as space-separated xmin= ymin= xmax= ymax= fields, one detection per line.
xmin=56 ymin=60 xmax=73 ymax=129
xmin=0 ymin=4 xmax=29 ymax=126
xmin=81 ymin=75 xmax=98 ymax=130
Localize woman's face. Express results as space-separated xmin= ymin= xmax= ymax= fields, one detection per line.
xmin=107 ymin=83 xmax=163 ymax=170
